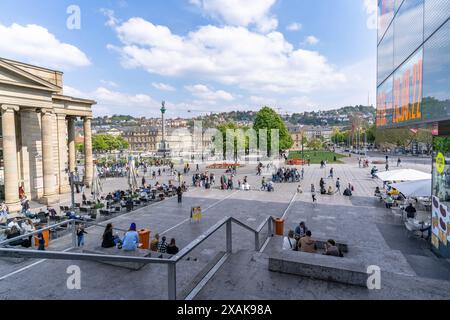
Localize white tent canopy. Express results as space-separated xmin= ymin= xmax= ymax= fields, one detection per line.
xmin=390 ymin=179 xmax=432 ymax=198
xmin=375 ymin=169 xmax=431 ymax=182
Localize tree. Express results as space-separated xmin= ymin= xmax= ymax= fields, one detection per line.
xmin=307 ymin=138 xmax=324 ymax=151
xmin=375 ymin=127 xmax=414 ymax=149
xmin=365 ymin=124 xmax=376 ymax=144
xmin=92 ymin=134 xmax=129 ymax=153
xmin=253 ymin=106 xmax=293 ymax=155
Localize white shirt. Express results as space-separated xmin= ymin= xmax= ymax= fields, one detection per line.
xmin=282 ymin=237 xmax=295 ymax=250
xmin=8 ymin=221 xmax=22 ymax=232
xmin=22 ymin=222 xmax=35 ymax=233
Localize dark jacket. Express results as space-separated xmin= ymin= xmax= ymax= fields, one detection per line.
xmin=166 ymin=244 xmax=179 ymax=255
xmin=102 ymin=229 xmax=116 ymax=248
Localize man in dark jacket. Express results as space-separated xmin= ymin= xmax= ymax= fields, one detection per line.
xmin=177 ymin=186 xmax=183 ymax=204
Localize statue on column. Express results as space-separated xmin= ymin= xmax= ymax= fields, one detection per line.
xmin=158 ymin=100 xmax=170 ymax=158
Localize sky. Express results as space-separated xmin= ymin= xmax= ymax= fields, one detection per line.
xmin=0 ymin=0 xmax=377 ymax=118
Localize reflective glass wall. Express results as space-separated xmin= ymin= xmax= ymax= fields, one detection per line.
xmin=376 ymin=0 xmax=450 ymax=128
xmin=377 ymin=0 xmax=450 ymax=257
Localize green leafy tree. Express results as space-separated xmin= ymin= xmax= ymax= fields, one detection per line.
xmin=92 ymin=134 xmax=129 ymax=153
xmin=307 ymin=138 xmax=324 ymax=151
xmin=253 ymin=106 xmax=293 ymax=155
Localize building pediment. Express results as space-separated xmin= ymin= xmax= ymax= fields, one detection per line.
xmin=0 ymin=59 xmax=60 ymax=92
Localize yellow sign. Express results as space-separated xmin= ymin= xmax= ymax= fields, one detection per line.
xmin=436 ymin=152 xmax=445 ymax=174
xmin=191 ymin=207 xmax=202 ymax=222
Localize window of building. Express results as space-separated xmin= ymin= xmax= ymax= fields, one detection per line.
xmin=378 ymin=22 xmax=394 ymax=85
xmin=424 ymin=0 xmax=450 ymax=40
xmin=393 ymin=0 xmax=424 ymax=69
xmin=378 ymin=0 xmax=395 ymax=43
xmin=422 ymin=19 xmax=450 ymax=123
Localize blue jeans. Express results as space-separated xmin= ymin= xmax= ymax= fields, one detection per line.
xmin=77 ymin=235 xmax=85 ymax=247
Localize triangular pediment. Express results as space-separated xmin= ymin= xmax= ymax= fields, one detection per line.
xmin=0 ymin=59 xmax=60 ymax=92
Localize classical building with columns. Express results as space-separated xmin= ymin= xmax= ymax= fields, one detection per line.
xmin=0 ymin=58 xmax=95 ymax=212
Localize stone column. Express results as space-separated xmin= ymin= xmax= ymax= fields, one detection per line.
xmin=83 ymin=116 xmax=93 ymax=188
xmin=41 ymin=109 xmax=58 ymax=204
xmin=56 ymin=114 xmax=70 ymax=193
xmin=68 ymin=116 xmax=76 ymax=173
xmin=1 ymin=105 xmax=21 ymax=213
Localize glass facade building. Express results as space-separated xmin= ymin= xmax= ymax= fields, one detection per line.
xmin=377 ymin=0 xmax=450 ymax=257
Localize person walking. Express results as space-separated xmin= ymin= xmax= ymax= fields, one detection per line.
xmin=397 ymin=157 xmax=402 ymax=167
xmin=177 ymin=186 xmax=183 ymax=204
xmin=311 ymin=184 xmax=317 ymax=203
xmin=328 ymin=167 xmax=334 ymax=179
xmin=335 ymin=178 xmax=341 ymax=195
xmin=385 ymin=163 xmax=389 ymax=171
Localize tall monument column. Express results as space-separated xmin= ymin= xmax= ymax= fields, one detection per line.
xmin=83 ymin=116 xmax=93 ymax=188
xmin=68 ymin=116 xmax=76 ymax=173
xmin=41 ymin=109 xmax=58 ymax=204
xmin=157 ymin=101 xmax=170 ymax=158
xmin=1 ymin=105 xmax=21 ymax=212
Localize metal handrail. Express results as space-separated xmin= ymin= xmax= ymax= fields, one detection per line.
xmin=0 ymin=218 xmax=133 ymax=248
xmin=0 ymin=215 xmax=275 ymax=300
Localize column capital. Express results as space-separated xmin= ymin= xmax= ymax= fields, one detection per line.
xmin=40 ymin=108 xmax=54 ymax=116
xmin=84 ymin=115 xmax=93 ymax=121
xmin=56 ymin=113 xmax=67 ymax=121
xmin=1 ymin=104 xmax=19 ymax=112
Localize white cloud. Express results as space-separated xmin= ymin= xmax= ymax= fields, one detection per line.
xmin=0 ymin=23 xmax=91 ymax=69
xmin=189 ymin=0 xmax=278 ymax=33
xmin=286 ymin=22 xmax=302 ymax=31
xmin=304 ymin=35 xmax=320 ymax=45
xmin=108 ymin=18 xmax=345 ymax=94
xmin=64 ymin=85 xmax=162 ymax=116
xmin=185 ymin=84 xmax=234 ymax=103
xmin=152 ymin=82 xmax=176 ymax=91
xmin=100 ymin=80 xmax=119 ymax=88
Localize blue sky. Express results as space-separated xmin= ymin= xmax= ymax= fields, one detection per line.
xmin=0 ymin=0 xmax=377 ymax=118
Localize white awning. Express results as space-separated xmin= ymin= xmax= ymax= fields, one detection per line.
xmin=390 ymin=179 xmax=431 ymax=198
xmin=375 ymin=169 xmax=431 ymax=182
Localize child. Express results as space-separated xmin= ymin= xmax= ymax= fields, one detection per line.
xmin=76 ymin=224 xmax=88 ymax=247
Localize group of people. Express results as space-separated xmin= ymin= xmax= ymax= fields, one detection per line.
xmin=272 ymin=167 xmax=302 ymax=183
xmin=301 ymin=177 xmax=353 ymax=203
xmin=283 ymin=221 xmax=343 ymax=257
xmin=260 ymin=177 xmax=275 ymax=192
xmin=192 ymin=172 xmax=215 ymax=189
xmin=358 ymin=158 xmax=370 ymax=168
xmin=3 ymin=218 xmax=46 ymax=250
xmin=101 ymin=222 xmax=179 ymax=255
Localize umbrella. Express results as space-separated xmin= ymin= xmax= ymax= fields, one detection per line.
xmin=375 ymin=169 xmax=431 ymax=182
xmin=390 ymin=179 xmax=431 ymax=198
xmin=91 ymin=166 xmax=103 ymax=201
xmin=128 ymin=156 xmax=138 ymax=191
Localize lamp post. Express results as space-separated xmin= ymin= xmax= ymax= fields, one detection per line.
xmin=68 ymin=169 xmax=75 ymax=210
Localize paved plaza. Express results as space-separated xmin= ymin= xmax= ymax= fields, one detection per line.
xmin=1 ymin=156 xmax=449 ymax=300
